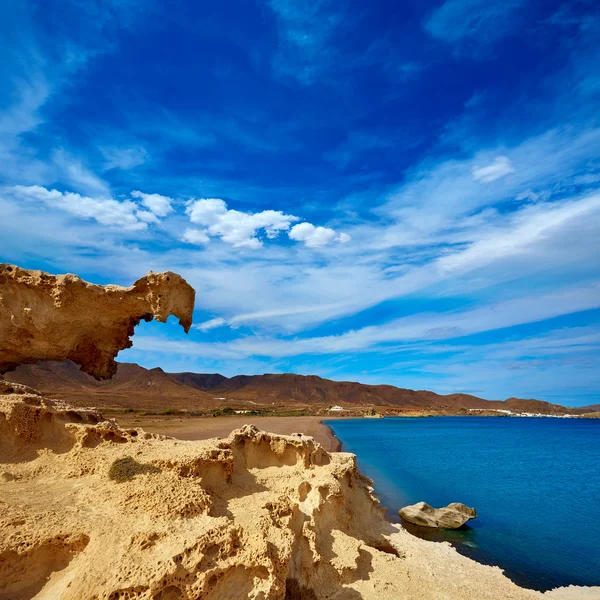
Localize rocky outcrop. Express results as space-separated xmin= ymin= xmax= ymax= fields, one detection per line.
xmin=0 ymin=264 xmax=195 ymax=379
xmin=0 ymin=393 xmax=390 ymax=599
xmin=399 ymin=501 xmax=477 ymax=529
xmin=2 ymin=394 xmax=598 ymax=598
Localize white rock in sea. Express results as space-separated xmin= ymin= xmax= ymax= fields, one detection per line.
xmin=399 ymin=501 xmax=477 ymax=529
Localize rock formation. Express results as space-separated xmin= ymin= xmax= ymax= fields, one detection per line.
xmin=2 ymin=392 xmax=593 ymax=600
xmin=0 ymin=264 xmax=195 ymax=379
xmin=399 ymin=501 xmax=477 ymax=529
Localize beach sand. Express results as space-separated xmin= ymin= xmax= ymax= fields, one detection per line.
xmin=116 ymin=414 xmax=342 ymax=451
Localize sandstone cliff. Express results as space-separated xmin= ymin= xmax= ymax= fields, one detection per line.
xmin=0 ymin=265 xmax=195 ymax=379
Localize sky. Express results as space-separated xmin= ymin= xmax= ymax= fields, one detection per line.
xmin=1 ymin=0 xmax=599 ymax=406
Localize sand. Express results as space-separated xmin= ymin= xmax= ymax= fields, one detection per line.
xmin=116 ymin=414 xmax=343 ymax=451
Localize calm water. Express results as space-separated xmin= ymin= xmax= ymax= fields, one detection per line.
xmin=324 ymin=416 xmax=600 ymax=591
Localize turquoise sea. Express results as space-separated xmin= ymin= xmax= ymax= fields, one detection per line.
xmin=324 ymin=416 xmax=600 ymax=591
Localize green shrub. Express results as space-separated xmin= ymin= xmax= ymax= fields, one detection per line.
xmin=159 ymin=408 xmax=183 ymax=415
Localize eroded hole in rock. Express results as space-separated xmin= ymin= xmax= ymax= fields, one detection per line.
xmin=284 ymin=578 xmax=319 ymax=600
xmin=152 ymin=584 xmax=183 ymax=600
xmin=65 ymin=410 xmax=84 ymax=423
xmin=298 ymin=481 xmax=312 ymax=502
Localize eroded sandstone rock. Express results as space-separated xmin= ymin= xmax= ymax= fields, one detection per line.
xmin=0 ymin=393 xmax=396 ymax=600
xmin=0 ymin=264 xmax=195 ymax=379
xmin=399 ymin=501 xmax=477 ymax=529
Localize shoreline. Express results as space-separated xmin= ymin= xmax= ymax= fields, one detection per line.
xmin=319 ymin=419 xmax=343 ymax=451
xmin=114 ymin=413 xmax=600 ymax=594
xmin=320 ymin=416 xmax=600 ymax=595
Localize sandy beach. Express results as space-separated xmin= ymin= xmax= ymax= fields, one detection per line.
xmin=116 ymin=414 xmax=343 ymax=451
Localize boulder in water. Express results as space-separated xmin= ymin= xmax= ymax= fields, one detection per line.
xmin=399 ymin=501 xmax=477 ymax=529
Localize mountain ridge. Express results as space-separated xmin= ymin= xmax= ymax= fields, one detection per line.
xmin=4 ymin=360 xmax=594 ymax=414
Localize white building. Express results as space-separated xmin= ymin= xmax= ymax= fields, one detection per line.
xmin=328 ymin=406 xmax=345 ymax=412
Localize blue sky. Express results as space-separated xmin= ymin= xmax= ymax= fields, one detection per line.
xmin=1 ymin=0 xmax=599 ymax=405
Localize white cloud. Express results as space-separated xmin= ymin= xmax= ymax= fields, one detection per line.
xmin=210 ymin=209 xmax=297 ymax=247
xmin=472 ymin=156 xmax=515 ymax=183
xmin=181 ymin=228 xmax=210 ymax=245
xmin=131 ymin=190 xmax=173 ymax=217
xmin=186 ymin=198 xmax=227 ymax=225
xmin=194 ymin=317 xmax=227 ymax=332
xmin=289 ymin=222 xmax=350 ymax=247
xmin=13 ymin=185 xmax=148 ymax=231
xmin=11 ymin=186 xmax=178 ymax=231
xmin=185 ymin=198 xmax=300 ymax=248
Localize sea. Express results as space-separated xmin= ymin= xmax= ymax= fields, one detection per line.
xmin=324 ymin=416 xmax=600 ymax=591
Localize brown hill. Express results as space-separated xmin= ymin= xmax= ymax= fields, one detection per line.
xmin=4 ymin=361 xmax=216 ymax=411
xmin=171 ymin=371 xmax=493 ymax=409
xmin=500 ymin=397 xmax=574 ymax=415
xmin=3 ymin=360 xmax=578 ymax=414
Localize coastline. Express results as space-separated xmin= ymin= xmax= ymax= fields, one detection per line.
xmin=320 ymin=415 xmax=600 ymax=594
xmin=319 ymin=419 xmax=343 ymax=451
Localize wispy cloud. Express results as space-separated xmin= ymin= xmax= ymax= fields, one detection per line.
xmin=51 ymin=149 xmax=111 ymax=197
xmin=472 ymin=156 xmax=515 ymax=183
xmin=100 ymin=146 xmax=148 ymax=170
xmin=194 ymin=317 xmax=227 ymax=332
xmin=268 ymin=0 xmax=344 ymax=84
xmin=131 ymin=284 xmax=600 ymax=368
xmin=424 ymin=0 xmax=525 ymax=49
